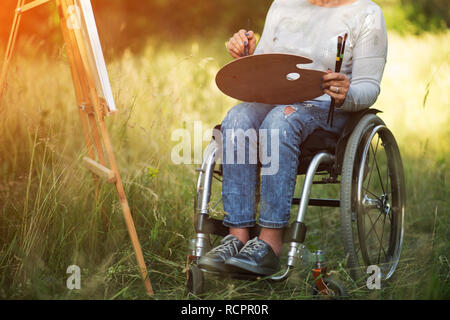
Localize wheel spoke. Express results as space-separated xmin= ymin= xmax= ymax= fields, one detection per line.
xmin=365 ymin=136 xmax=380 ymax=191
xmin=365 ymin=212 xmax=387 ymax=263
xmin=366 ymin=212 xmax=388 ymax=263
xmin=377 ymin=214 xmax=387 ymax=264
xmin=365 ymin=212 xmax=383 ymax=242
xmin=371 ymin=142 xmax=386 ymax=195
xmin=363 ymin=186 xmax=381 ymax=201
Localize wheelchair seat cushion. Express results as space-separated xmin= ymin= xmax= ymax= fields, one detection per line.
xmin=297 ymin=129 xmax=339 ymax=174
xmin=300 ymin=129 xmax=339 ymax=158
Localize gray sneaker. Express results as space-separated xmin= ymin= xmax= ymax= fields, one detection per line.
xmin=198 ymin=235 xmax=244 ymax=272
xmin=225 ymin=237 xmax=281 ymax=276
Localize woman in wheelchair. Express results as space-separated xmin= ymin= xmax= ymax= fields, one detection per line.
xmin=198 ymin=0 xmax=389 ymax=276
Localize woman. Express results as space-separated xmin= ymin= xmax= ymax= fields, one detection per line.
xmin=199 ymin=0 xmax=388 ymax=276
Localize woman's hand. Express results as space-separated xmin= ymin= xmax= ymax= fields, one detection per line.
xmin=226 ymin=29 xmax=257 ymax=59
xmin=322 ymin=69 xmax=351 ymax=107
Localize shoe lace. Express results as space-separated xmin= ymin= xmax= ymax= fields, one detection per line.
xmin=210 ymin=235 xmax=240 ymax=257
xmin=240 ymin=237 xmax=264 ymax=255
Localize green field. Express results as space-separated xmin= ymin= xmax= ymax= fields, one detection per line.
xmin=0 ymin=30 xmax=448 ymax=299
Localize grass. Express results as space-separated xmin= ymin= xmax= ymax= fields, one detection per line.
xmin=0 ymin=31 xmax=449 ymax=300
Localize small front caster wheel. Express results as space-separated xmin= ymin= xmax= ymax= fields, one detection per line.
xmin=312 ymin=277 xmax=348 ymax=299
xmin=186 ymin=265 xmax=204 ymax=295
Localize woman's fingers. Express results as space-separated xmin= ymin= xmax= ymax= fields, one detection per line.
xmin=238 ymin=29 xmax=249 ymax=50
xmin=322 ymin=72 xmax=346 ymax=86
xmin=323 ymin=79 xmax=349 ymax=89
xmin=322 ymin=81 xmax=349 ymax=93
xmin=228 ymin=34 xmax=244 ymax=56
xmin=245 ymin=30 xmax=257 ymax=55
xmin=323 ymin=88 xmax=346 ymax=107
xmin=323 ymin=70 xmax=346 ymax=81
xmin=228 ymin=49 xmax=241 ymax=59
xmin=234 ymin=31 xmax=246 ymax=54
xmin=323 ymin=88 xmax=346 ymax=99
xmin=321 ymin=71 xmax=350 ymax=107
xmin=245 ymin=30 xmax=255 ymax=39
xmin=228 ymin=37 xmax=243 ymax=57
xmin=227 ymin=29 xmax=257 ymax=58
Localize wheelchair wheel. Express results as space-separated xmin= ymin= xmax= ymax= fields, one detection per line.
xmin=340 ymin=114 xmax=405 ymax=281
xmin=186 ymin=265 xmax=204 ymax=295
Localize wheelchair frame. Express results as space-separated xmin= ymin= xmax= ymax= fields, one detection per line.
xmin=187 ymin=108 xmax=405 ymax=295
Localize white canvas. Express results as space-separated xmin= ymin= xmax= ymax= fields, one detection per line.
xmin=77 ymin=0 xmax=117 ymax=113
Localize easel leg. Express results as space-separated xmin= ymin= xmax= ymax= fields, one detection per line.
xmin=86 ymin=112 xmax=110 ymax=232
xmin=0 ymin=0 xmax=26 ymax=102
xmin=78 ymin=109 xmax=110 ymax=232
xmin=97 ymin=118 xmax=154 ymax=295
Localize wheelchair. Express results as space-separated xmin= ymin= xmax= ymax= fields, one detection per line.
xmin=186 ymin=108 xmax=406 ymax=297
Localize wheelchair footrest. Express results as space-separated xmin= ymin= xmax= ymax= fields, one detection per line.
xmin=199 ymin=268 xmax=269 ymax=281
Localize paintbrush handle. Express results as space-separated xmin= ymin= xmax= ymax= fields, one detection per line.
xmin=327 ymin=99 xmax=336 ymax=127
xmin=328 ymin=35 xmax=344 ymax=128
xmin=335 ymin=36 xmax=343 ymax=72
xmin=337 ymin=33 xmax=348 ymax=72
xmin=244 ymin=18 xmax=250 ymax=56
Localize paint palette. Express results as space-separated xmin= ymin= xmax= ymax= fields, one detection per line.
xmin=215 ymin=53 xmax=326 ymax=105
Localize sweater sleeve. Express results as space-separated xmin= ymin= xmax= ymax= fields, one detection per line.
xmin=340 ymin=4 xmax=388 ymax=112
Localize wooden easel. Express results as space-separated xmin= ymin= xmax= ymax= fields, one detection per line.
xmin=0 ymin=0 xmax=154 ymax=296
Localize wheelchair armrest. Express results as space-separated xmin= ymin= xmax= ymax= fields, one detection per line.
xmin=339 ymin=108 xmax=382 ymax=140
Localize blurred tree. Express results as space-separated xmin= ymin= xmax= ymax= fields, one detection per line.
xmin=0 ymin=0 xmax=60 ymax=55
xmin=401 ymin=0 xmax=449 ymax=32
xmin=1 ymin=0 xmax=448 ymax=57
xmin=1 ymin=0 xmax=272 ymax=56
xmin=90 ymin=0 xmax=272 ymax=54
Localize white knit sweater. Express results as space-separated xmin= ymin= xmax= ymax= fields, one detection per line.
xmin=255 ymin=0 xmax=388 ymax=112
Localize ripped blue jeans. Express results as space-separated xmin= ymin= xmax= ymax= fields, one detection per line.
xmin=221 ymin=100 xmax=350 ymax=229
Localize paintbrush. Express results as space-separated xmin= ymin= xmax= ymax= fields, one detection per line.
xmin=327 ymin=33 xmax=349 ymax=127
xmin=243 ymin=18 xmax=250 ymax=57
xmin=337 ymin=33 xmax=348 ymax=71
xmin=337 ymin=36 xmax=343 ymax=69
xmin=327 ymin=36 xmax=343 ymax=127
